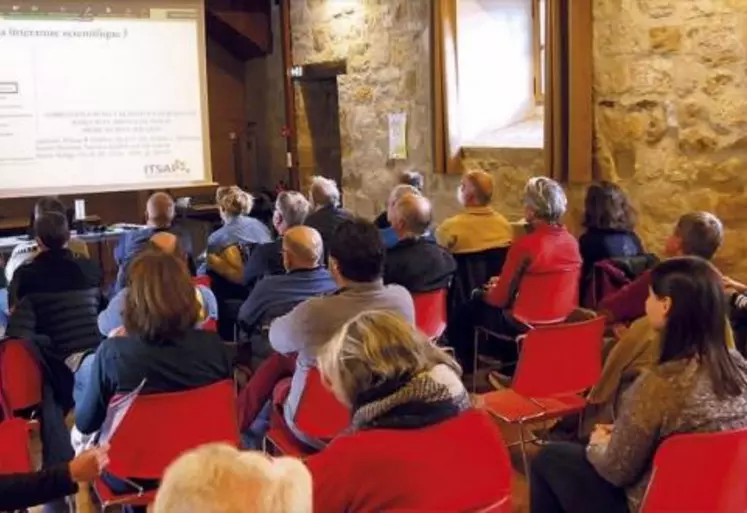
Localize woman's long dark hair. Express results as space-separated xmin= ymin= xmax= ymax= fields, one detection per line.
xmin=582 ymin=181 xmax=637 ymax=231
xmin=653 ymin=256 xmax=746 ymax=398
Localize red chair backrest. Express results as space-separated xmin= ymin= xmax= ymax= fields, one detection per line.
xmin=294 ymin=368 xmax=349 ymax=441
xmin=0 ymin=418 xmax=33 ymax=474
xmin=0 ymin=338 xmax=43 ymax=413
xmin=106 ymin=380 xmax=239 ymax=480
xmin=192 ymin=275 xmax=212 ymax=289
xmin=641 ymin=428 xmax=747 ymax=513
xmin=413 ymin=289 xmax=448 ymax=339
xmin=512 ymin=316 xmax=604 ymax=398
xmin=200 ymin=318 xmax=218 ymax=332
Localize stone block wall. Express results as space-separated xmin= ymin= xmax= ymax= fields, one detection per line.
xmin=290 ymin=0 xmax=747 ymax=278
xmin=290 ymin=0 xmax=432 ymax=217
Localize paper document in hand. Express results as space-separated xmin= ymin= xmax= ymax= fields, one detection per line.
xmin=98 ymin=378 xmax=146 ymax=445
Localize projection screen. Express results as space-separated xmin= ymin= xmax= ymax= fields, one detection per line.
xmin=0 ymin=1 xmax=212 ymax=198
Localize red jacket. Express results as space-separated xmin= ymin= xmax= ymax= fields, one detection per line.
xmin=485 ymin=223 xmax=582 ymax=324
xmin=306 ymin=410 xmax=512 ymax=512
xmin=597 ymin=269 xmax=652 ymax=324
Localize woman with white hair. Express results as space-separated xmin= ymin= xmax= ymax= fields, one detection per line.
xmin=446 ymin=177 xmax=582 ymax=380
xmin=306 ymin=310 xmax=512 ymax=511
xmin=154 ymin=444 xmax=311 ymax=513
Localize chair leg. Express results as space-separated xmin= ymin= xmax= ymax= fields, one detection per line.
xmin=519 ymin=422 xmax=530 ymax=478
xmin=472 ymin=329 xmax=480 ymax=393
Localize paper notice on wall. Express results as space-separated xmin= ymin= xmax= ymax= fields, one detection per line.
xmin=388 ymin=112 xmax=408 ymax=160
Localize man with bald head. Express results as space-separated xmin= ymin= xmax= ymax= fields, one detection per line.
xmin=98 ymin=232 xmax=218 ymax=336
xmin=384 ymin=193 xmax=456 ymax=293
xmin=237 ymin=226 xmax=336 ymax=350
xmin=436 ymin=170 xmax=513 ymax=254
xmin=112 ymin=192 xmax=194 ymax=294
xmin=236 ymin=226 xmax=337 ymax=447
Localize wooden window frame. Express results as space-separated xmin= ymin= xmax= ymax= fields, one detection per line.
xmin=532 ymin=0 xmax=545 ymax=104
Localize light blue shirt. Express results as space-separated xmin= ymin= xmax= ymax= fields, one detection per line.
xmin=98 ymin=284 xmax=218 ymax=336
xmin=207 ymin=216 xmax=272 ymax=254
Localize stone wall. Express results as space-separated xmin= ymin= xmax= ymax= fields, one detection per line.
xmin=594 ymin=0 xmax=747 ymax=277
xmin=290 ymin=0 xmax=432 ymax=217
xmin=290 ymin=0 xmax=747 ymax=278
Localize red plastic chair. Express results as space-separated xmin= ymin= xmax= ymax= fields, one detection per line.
xmin=0 ymin=338 xmax=43 ymax=414
xmin=413 ymin=289 xmax=448 ymax=340
xmin=93 ymin=380 xmax=240 ymax=508
xmin=192 ymin=275 xmax=212 ymax=289
xmin=481 ymin=316 xmax=605 ymax=472
xmin=265 ymin=368 xmax=349 ymax=457
xmin=641 ymin=428 xmax=747 ymax=513
xmin=200 ymin=318 xmax=218 ymax=332
xmin=0 ymin=418 xmax=33 ymax=474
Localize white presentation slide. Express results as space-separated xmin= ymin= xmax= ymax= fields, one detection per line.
xmin=0 ymin=2 xmax=212 ymax=197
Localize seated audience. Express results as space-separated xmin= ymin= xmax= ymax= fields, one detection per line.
xmin=75 ymin=250 xmax=232 ymax=461
xmin=0 ymin=445 xmax=109 ymax=511
xmin=112 ymin=192 xmax=194 ymax=293
xmin=5 ymin=212 xmax=102 ymax=490
xmin=374 ymin=170 xmax=425 ymax=229
xmin=240 ymin=218 xmax=414 ymax=449
xmin=531 ymin=257 xmax=747 ymax=513
xmin=237 ymin=226 xmax=336 ymax=365
xmin=4 ymin=196 xmax=90 ymax=285
xmin=243 ymin=190 xmax=311 ymax=287
xmin=307 ymin=310 xmax=511 ymax=511
xmin=98 ymin=232 xmax=218 ymax=336
xmin=8 ymin=212 xmax=101 ymax=309
xmin=384 ymin=193 xmax=456 ymax=293
xmin=599 ymin=211 xmax=723 ymax=325
xmin=379 ymin=183 xmax=425 ymax=249
xmin=154 ymin=444 xmax=311 ymax=513
xmin=579 ymin=181 xmax=644 ymax=282
xmin=435 ymin=170 xmax=513 ymax=254
xmin=304 ymin=176 xmax=353 ymax=252
xmin=1 ymin=197 xmax=91 ymax=331
xmin=203 ymin=186 xmax=272 ymax=281
xmin=446 ymin=177 xmax=581 ymax=367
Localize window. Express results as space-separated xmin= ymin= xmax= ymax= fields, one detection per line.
xmin=433 ymin=0 xmax=593 ymax=183
xmin=454 ymin=0 xmax=545 ymax=148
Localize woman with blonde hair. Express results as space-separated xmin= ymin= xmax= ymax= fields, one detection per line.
xmin=306 ymin=310 xmax=512 ymax=512
xmin=205 ymin=186 xmax=272 ymax=282
xmin=154 ymin=444 xmax=311 ymax=513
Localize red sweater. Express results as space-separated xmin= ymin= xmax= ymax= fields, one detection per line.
xmin=485 ymin=223 xmax=582 ymax=324
xmin=306 ymin=410 xmax=512 ymax=512
xmin=598 ymin=269 xmax=652 ymax=324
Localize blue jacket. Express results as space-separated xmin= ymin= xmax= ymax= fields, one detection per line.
xmin=238 ymin=267 xmax=337 ymax=334
xmin=113 ymin=225 xmax=194 ymax=294
xmin=98 ymin=285 xmax=218 ymax=336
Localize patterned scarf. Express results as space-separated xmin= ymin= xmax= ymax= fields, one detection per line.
xmin=350 ymin=364 xmax=471 ymax=432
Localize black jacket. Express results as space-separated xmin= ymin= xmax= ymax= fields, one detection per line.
xmin=242 ymin=238 xmax=285 ymax=287
xmin=8 ymin=248 xmax=101 ymax=309
xmin=305 ymin=205 xmax=353 ymax=250
xmin=384 ymin=238 xmax=457 ymax=293
xmin=579 ymin=228 xmax=644 ymax=282
xmin=0 ymin=464 xmax=77 ymax=510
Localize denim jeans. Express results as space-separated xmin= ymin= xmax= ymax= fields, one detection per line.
xmin=0 ymin=287 xmax=8 ymax=335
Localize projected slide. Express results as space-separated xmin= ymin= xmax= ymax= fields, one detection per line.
xmin=0 ymin=2 xmax=211 ymax=197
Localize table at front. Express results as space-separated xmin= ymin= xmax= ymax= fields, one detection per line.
xmin=0 ymin=227 xmax=142 ymax=290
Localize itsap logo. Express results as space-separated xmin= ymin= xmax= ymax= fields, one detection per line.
xmin=144 ymin=159 xmax=191 ymax=178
